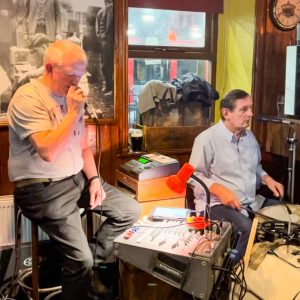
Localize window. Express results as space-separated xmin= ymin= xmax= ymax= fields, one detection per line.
xmin=128 ymin=8 xmax=206 ymax=48
xmin=128 ymin=7 xmax=218 ymax=128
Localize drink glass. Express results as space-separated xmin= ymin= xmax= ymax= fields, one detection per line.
xmin=130 ymin=129 xmax=143 ymax=152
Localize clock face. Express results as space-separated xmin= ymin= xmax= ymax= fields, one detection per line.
xmin=270 ymin=0 xmax=300 ymax=30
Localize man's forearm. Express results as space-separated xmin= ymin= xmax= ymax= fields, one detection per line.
xmin=29 ymin=112 xmax=82 ymax=162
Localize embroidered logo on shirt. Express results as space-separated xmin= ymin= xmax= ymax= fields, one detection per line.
xmin=73 ymin=130 xmax=81 ymax=136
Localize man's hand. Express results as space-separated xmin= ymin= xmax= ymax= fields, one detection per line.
xmin=66 ymin=86 xmax=86 ymax=116
xmin=89 ymin=179 xmax=106 ymax=209
xmin=209 ymin=183 xmax=241 ymax=210
xmin=262 ymin=175 xmax=284 ymax=198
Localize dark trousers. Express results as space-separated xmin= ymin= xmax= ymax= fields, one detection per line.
xmin=14 ymin=171 xmax=141 ymax=300
xmin=209 ymin=198 xmax=279 ymax=263
xmin=101 ymin=40 xmax=114 ymax=91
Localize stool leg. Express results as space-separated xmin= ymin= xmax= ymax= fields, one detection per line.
xmin=8 ymin=205 xmax=23 ymax=298
xmin=14 ymin=205 xmax=22 ymax=268
xmin=31 ymin=223 xmax=39 ymax=300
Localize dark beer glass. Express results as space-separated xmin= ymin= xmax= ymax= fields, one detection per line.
xmin=131 ymin=129 xmax=143 ymax=152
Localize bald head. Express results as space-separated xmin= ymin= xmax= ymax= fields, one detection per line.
xmin=41 ymin=40 xmax=87 ymax=96
xmin=43 ymin=40 xmax=87 ymax=67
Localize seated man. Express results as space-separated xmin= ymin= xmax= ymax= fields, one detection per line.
xmin=189 ymin=89 xmax=284 ymax=264
xmin=7 ymin=40 xmax=141 ymax=300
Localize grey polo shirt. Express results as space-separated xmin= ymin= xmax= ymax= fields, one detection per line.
xmin=7 ymin=79 xmax=84 ymax=181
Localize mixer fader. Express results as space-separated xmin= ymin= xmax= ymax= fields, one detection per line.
xmin=120 ymin=219 xmax=222 ymax=257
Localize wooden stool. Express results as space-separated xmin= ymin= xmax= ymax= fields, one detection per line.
xmin=12 ymin=203 xmax=61 ymax=300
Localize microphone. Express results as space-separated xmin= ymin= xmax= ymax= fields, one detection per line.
xmin=167 ymin=163 xmax=211 ymax=224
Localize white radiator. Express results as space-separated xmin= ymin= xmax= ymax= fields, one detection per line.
xmin=0 ymin=195 xmax=49 ymax=248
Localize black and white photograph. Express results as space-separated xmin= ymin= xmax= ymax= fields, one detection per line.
xmin=0 ymin=0 xmax=114 ymax=122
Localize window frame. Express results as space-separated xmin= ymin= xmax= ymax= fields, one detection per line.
xmin=128 ymin=13 xmax=216 ymax=61
xmin=117 ymin=0 xmax=218 ymax=154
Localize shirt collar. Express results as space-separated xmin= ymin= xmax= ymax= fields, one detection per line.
xmin=217 ymin=120 xmax=247 ymax=144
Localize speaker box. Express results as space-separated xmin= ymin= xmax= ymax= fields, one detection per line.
xmin=119 ymin=260 xmax=192 ymax=300
xmin=0 ymin=241 xmax=62 ymax=292
xmin=0 ymin=244 xmax=31 ymax=287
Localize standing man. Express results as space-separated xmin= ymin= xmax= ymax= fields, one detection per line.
xmin=96 ymin=0 xmax=114 ymax=96
xmin=23 ymin=0 xmax=62 ymax=43
xmin=7 ymin=40 xmax=140 ymax=299
xmin=189 ymin=89 xmax=284 ymax=264
xmin=0 ymin=0 xmax=15 ymax=76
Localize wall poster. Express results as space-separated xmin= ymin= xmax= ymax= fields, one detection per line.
xmin=0 ymin=0 xmax=114 ymax=125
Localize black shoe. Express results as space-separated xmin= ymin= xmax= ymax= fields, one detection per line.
xmin=90 ymin=268 xmax=109 ymax=296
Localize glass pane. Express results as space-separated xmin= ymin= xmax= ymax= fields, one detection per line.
xmin=128 ymin=8 xmax=206 ymax=48
xmin=128 ymin=58 xmax=212 ymax=128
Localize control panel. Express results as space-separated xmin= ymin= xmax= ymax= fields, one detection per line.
xmin=114 ymin=218 xmax=231 ymax=259
xmin=119 ymin=153 xmax=180 ymax=181
xmin=114 ymin=218 xmax=232 ymax=300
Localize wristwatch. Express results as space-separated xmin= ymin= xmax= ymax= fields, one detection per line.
xmin=89 ymin=175 xmax=100 ymax=183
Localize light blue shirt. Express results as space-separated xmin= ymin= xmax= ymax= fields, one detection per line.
xmin=189 ymin=120 xmax=267 ymax=213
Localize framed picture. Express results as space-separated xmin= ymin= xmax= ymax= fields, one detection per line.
xmin=0 ymin=0 xmax=114 ymax=126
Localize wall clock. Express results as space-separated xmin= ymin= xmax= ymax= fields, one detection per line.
xmin=269 ymin=0 xmax=300 ymax=31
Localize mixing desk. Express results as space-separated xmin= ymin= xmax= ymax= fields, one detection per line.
xmin=114 ymin=218 xmax=232 ymax=300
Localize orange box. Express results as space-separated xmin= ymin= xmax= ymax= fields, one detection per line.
xmin=115 ymin=169 xmax=186 ymax=202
